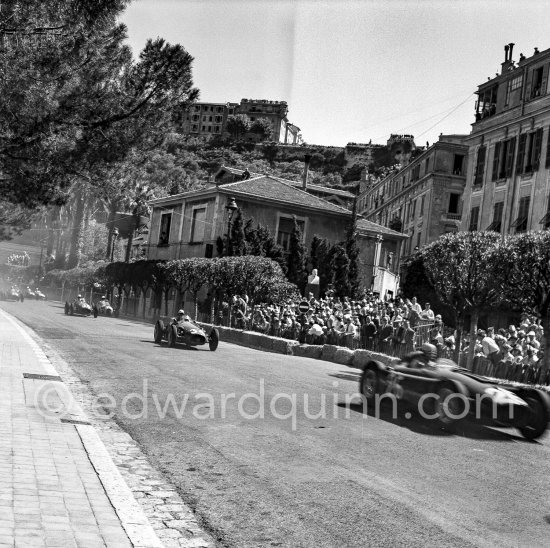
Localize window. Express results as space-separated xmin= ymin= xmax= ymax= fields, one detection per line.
xmin=190 ymin=207 xmax=206 ymax=242
xmin=191 ymin=124 xmax=198 ymax=132
xmin=416 ymin=232 xmax=421 ymax=248
xmin=209 ymin=116 xmax=212 ymax=122
xmin=448 ymin=193 xmax=460 ymax=214
xmin=474 ymin=145 xmax=487 ymax=186
xmin=158 ymin=213 xmax=172 ymax=246
xmin=214 ymin=126 xmax=220 ymax=133
xmin=215 ymin=116 xmax=222 ymax=123
xmin=469 ymin=206 xmax=480 ymax=231
xmin=517 ymin=129 xmax=543 ymax=174
xmin=512 ymin=197 xmax=530 ymax=233
xmin=411 ymin=165 xmax=420 ymax=182
xmin=540 ymin=195 xmax=550 ymax=229
xmin=277 ymin=217 xmax=305 ymax=251
xmin=411 ymin=199 xmax=416 ymax=219
xmin=202 ymin=126 xmax=205 ymax=131
xmin=492 ymin=137 xmax=516 ymax=180
xmin=546 ymin=127 xmax=550 ymax=169
xmin=420 ymin=195 xmax=425 ymax=216
xmin=202 ymin=116 xmax=206 ymax=122
xmin=192 ymin=114 xmax=199 ymax=121
xmin=476 ymin=85 xmax=498 ymax=119
xmin=424 ymin=157 xmax=430 ymax=174
xmin=453 ymin=154 xmax=464 ymax=175
xmin=204 ymin=243 xmax=214 ymax=258
xmin=487 ymin=202 xmax=504 ymax=232
xmin=505 ymin=75 xmax=523 ymax=104
xmin=531 ymin=66 xmax=544 ymax=98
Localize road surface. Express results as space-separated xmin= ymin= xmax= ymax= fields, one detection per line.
xmin=2 ymin=300 xmax=549 ymax=547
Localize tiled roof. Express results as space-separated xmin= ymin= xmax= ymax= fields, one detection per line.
xmin=218 ymin=176 xmax=351 ymax=215
xmin=357 ymin=218 xmax=407 ymax=238
xmin=288 ymin=181 xmax=354 ymax=198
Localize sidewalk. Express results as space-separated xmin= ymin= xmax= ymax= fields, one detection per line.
xmin=0 ymin=309 xmax=163 ymax=548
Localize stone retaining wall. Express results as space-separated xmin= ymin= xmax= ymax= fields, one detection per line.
xmin=197 ymin=322 xmax=400 ymax=369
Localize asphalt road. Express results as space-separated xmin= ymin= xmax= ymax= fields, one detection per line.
xmin=2 ymin=300 xmax=550 ymax=547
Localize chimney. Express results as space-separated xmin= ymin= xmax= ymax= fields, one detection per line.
xmin=302 ymin=154 xmax=311 ymax=190
xmin=508 ymin=42 xmax=515 ymax=60
xmin=504 ymin=44 xmax=509 ymax=62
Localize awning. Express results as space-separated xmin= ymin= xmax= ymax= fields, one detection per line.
xmin=486 ymin=221 xmax=501 ymax=231
xmin=539 ymin=212 xmax=550 ymax=225
xmin=510 ymin=215 xmax=527 ymax=228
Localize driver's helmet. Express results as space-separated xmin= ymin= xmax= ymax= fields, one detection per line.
xmin=77 ymin=294 xmax=82 ymax=299
xmin=101 ymin=296 xmax=107 ymax=300
xmin=421 ymin=342 xmax=438 ymax=362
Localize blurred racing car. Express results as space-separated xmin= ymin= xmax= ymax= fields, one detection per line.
xmin=64 ymin=295 xmax=93 ymax=317
xmin=360 ymin=349 xmax=550 ymax=440
xmin=154 ymin=314 xmax=219 ymax=351
xmin=93 ymin=296 xmax=114 ymax=318
xmin=2 ymin=287 xmax=21 ymax=301
xmin=34 ymin=288 xmax=46 ymax=300
xmin=22 ymin=286 xmax=36 ymax=299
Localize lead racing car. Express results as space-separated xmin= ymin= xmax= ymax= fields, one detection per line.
xmin=359 ymin=344 xmax=550 ymax=440
xmin=64 ymin=295 xmax=93 ymax=317
xmin=93 ymin=296 xmax=114 ymax=318
xmin=154 ymin=311 xmax=219 ymax=351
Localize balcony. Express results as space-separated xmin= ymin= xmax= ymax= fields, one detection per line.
xmin=445 ymin=213 xmax=462 ymax=221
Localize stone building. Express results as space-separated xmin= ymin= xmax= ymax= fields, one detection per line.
xmin=178 ymin=99 xmax=301 ymax=143
xmin=145 ymin=175 xmax=406 ymax=299
xmin=461 ymin=44 xmax=550 ymax=235
xmin=357 ymin=134 xmax=468 ymax=258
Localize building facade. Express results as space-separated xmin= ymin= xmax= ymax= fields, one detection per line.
xmin=145 ymin=175 xmax=406 ymax=297
xmin=357 ymin=134 xmax=468 ymax=258
xmin=461 ymin=44 xmax=550 ymax=235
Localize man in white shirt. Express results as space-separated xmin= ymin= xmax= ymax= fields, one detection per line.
xmin=477 ymin=329 xmax=500 ymax=369
xmin=410 ymin=297 xmax=422 ymax=315
xmin=421 ymin=302 xmax=435 ymax=321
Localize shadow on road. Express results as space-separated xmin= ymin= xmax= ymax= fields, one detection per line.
xmin=338 ymin=401 xmax=523 ymax=441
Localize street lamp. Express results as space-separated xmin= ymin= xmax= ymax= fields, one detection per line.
xmin=110 ymin=227 xmax=119 ymax=262
xmin=225 ymin=196 xmax=238 ymax=254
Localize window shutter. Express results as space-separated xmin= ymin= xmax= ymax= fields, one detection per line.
xmin=533 ymin=128 xmax=543 ymax=170
xmin=542 ymin=64 xmax=549 ymax=96
xmin=546 ymin=127 xmax=550 ymax=168
xmin=474 ymin=145 xmax=486 ymax=185
xmin=525 ymin=70 xmax=533 ymax=100
xmin=492 ymin=142 xmax=501 ymax=181
xmin=516 ymin=133 xmax=527 ymax=174
xmin=505 ymin=137 xmax=516 ymax=177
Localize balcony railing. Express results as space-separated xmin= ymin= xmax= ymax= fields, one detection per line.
xmin=445 ymin=213 xmax=462 ymax=221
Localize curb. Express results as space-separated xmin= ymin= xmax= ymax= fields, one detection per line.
xmin=0 ymin=309 xmax=164 ymax=548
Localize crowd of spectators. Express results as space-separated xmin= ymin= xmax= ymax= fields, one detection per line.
xmin=219 ymin=294 xmax=549 ymax=386
xmin=470 ymin=317 xmax=548 ymax=385
xmin=224 ymin=292 xmax=449 ymax=358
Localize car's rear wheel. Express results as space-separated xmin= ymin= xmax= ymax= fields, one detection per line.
xmin=154 ymin=320 xmax=165 ymax=344
xmin=519 ymin=392 xmax=549 ymax=440
xmin=167 ymin=325 xmax=177 ymax=348
xmin=434 ymin=385 xmax=466 ymax=429
xmin=209 ymin=328 xmax=219 ymax=351
xmin=360 ymin=366 xmax=379 ymax=406
xmin=64 ymin=302 xmax=69 ymax=315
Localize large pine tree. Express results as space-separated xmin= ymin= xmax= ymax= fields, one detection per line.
xmin=286 ymin=218 xmax=308 ymax=294
xmin=344 ymin=197 xmax=361 ymax=298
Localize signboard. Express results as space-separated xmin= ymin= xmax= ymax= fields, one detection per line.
xmin=298 ymin=301 xmax=310 ymax=313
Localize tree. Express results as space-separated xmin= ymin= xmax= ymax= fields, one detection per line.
xmin=309 ymin=236 xmax=333 ymax=296
xmin=226 ymin=114 xmax=250 ymax=141
xmin=286 ymin=218 xmax=307 ymax=294
xmin=228 ymin=209 xmax=246 ymax=256
xmin=331 ymin=244 xmax=350 ymax=297
xmin=420 ymin=232 xmax=504 ymax=365
xmin=497 ymin=231 xmax=550 ymax=377
xmin=0 ymin=1 xmax=199 ymax=235
xmin=345 ymin=197 xmax=360 ymax=298
xmin=249 ymin=117 xmax=273 ymax=141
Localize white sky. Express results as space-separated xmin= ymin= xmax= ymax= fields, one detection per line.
xmin=121 ymin=0 xmax=550 ymax=147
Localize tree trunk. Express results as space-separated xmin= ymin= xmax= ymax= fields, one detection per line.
xmin=193 ymin=293 xmax=198 ymax=321
xmin=105 ymin=205 xmax=117 ymax=260
xmin=67 ymin=185 xmax=86 ymax=269
xmin=466 ymin=310 xmax=479 ymax=371
xmin=453 ymin=315 xmax=464 ymax=364
xmin=543 ymin=314 xmax=550 ymax=379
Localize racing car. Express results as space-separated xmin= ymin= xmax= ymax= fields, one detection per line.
xmin=154 ymin=314 xmax=219 ymax=351
xmin=64 ymin=295 xmax=93 ymax=317
xmin=2 ymin=287 xmax=21 ymax=301
xmin=93 ymin=296 xmax=114 ymax=318
xmin=359 ymin=345 xmax=550 ymax=440
xmin=34 ymin=288 xmax=47 ymax=300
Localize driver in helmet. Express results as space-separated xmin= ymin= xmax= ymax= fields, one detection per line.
xmin=172 ymin=309 xmax=189 ymax=324
xmin=404 ymin=342 xmax=438 ymax=369
xmin=77 ymin=294 xmax=84 ymax=302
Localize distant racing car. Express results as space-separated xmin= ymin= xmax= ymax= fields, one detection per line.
xmin=154 ymin=314 xmax=219 ymax=351
xmin=64 ymin=296 xmax=93 ymax=317
xmin=93 ymin=296 xmax=114 ymax=318
xmin=360 ymin=349 xmax=550 ymax=440
xmin=34 ymin=288 xmax=46 ymax=300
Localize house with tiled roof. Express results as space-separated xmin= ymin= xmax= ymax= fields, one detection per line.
xmin=214 ymin=166 xmax=355 ymax=208
xmin=146 ymin=175 xmax=407 ymax=298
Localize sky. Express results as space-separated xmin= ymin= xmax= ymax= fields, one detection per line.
xmin=121 ymin=0 xmax=550 ymax=148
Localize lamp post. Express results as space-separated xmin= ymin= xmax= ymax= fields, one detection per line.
xmin=110 ymin=227 xmax=119 ymax=262
xmin=225 ymin=196 xmax=238 ymax=255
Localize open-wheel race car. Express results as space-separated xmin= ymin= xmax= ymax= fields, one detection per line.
xmin=34 ymin=288 xmax=47 ymax=300
xmin=64 ymin=296 xmax=93 ymax=317
xmin=1 ymin=287 xmax=22 ymax=301
xmin=93 ymin=297 xmax=114 ymax=318
xmin=154 ymin=313 xmax=219 ymax=351
xmin=360 ymin=345 xmax=550 ymax=440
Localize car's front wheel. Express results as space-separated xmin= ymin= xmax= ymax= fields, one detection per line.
xmin=154 ymin=320 xmax=165 ymax=345
xmin=434 ymin=385 xmax=466 ymax=429
xmin=519 ymin=392 xmax=549 ymax=440
xmin=167 ymin=325 xmax=177 ymax=348
xmin=360 ymin=366 xmax=379 ymax=407
xmin=209 ymin=328 xmax=219 ymax=351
